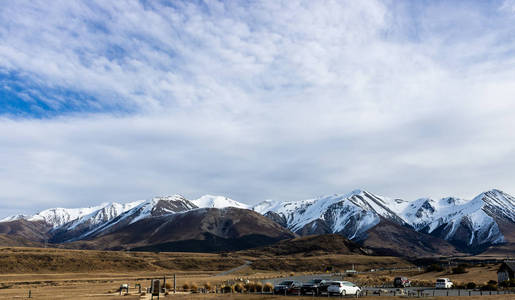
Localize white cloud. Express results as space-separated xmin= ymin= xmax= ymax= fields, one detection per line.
xmin=0 ymin=1 xmax=515 ymax=216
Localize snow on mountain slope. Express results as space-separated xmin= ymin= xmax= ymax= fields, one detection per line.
xmin=64 ymin=201 xmax=144 ymax=230
xmin=477 ymin=189 xmax=515 ymax=222
xmin=0 ymin=214 xmax=27 ymax=222
xmin=255 ymin=189 xmax=406 ymax=240
xmin=257 ymin=188 xmax=515 ymax=251
xmin=28 ymin=205 xmax=108 ymax=228
xmin=252 ymin=199 xmax=280 ymax=214
xmin=395 ymin=189 xmax=514 ymax=249
xmin=192 ymin=195 xmax=248 ymax=209
xmin=73 ymin=195 xmax=198 ymax=240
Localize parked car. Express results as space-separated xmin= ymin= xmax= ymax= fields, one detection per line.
xmin=393 ymin=276 xmax=411 ymax=287
xmin=273 ymin=281 xmax=301 ymax=295
xmin=327 ymin=281 xmax=361 ymax=296
xmin=300 ymin=279 xmax=328 ymax=295
xmin=435 ymin=278 xmax=453 ymax=289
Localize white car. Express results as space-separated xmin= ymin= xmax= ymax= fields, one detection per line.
xmin=435 ymin=278 xmax=453 ymax=289
xmin=327 ymin=281 xmax=361 ymax=296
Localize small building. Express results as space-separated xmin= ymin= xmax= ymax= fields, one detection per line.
xmin=497 ymin=261 xmax=515 ymax=283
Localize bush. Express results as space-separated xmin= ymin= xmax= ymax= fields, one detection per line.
xmin=480 ymin=284 xmax=497 ymax=291
xmin=190 ymin=283 xmax=198 ymax=293
xmin=263 ymin=282 xmax=274 ymax=293
xmin=233 ymin=283 xmax=245 ymax=293
xmin=488 ymin=280 xmax=497 ymax=285
xmin=244 ymin=281 xmax=256 ymax=292
xmin=204 ymin=282 xmax=212 ymax=291
xmin=499 ymin=279 xmax=515 ymax=288
xmin=221 ymin=285 xmax=233 ymax=293
xmin=426 ymin=264 xmax=444 ymax=272
xmin=182 ymin=283 xmax=190 ymax=291
xmin=466 ymin=282 xmax=477 ymax=289
xmin=452 ymin=264 xmax=468 ymax=274
xmin=255 ymin=282 xmax=263 ymax=292
xmin=165 ymin=283 xmax=172 ymax=289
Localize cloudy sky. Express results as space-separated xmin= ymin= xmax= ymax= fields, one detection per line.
xmin=1 ymin=0 xmax=515 ymax=217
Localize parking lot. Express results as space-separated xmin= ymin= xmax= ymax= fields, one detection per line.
xmin=262 ymin=274 xmax=515 ymax=298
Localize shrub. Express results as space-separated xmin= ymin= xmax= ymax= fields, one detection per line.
xmin=466 ymin=282 xmax=477 ymax=289
xmin=233 ymin=282 xmax=245 ymax=293
xmin=499 ymin=279 xmax=515 ymax=288
xmin=452 ymin=264 xmax=468 ymax=274
xmin=204 ymin=282 xmax=212 ymax=291
xmin=224 ymin=284 xmax=235 ymax=293
xmin=263 ymin=282 xmax=274 ymax=293
xmin=165 ymin=283 xmax=172 ymax=289
xmin=182 ymin=283 xmax=190 ymax=291
xmin=480 ymin=284 xmax=497 ymax=291
xmin=244 ymin=281 xmax=254 ymax=292
xmin=255 ymin=282 xmax=263 ymax=292
xmin=426 ymin=264 xmax=444 ymax=272
xmin=190 ymin=283 xmax=198 ymax=293
xmin=488 ymin=280 xmax=497 ymax=286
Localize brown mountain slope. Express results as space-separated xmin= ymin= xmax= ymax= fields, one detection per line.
xmin=242 ymin=234 xmax=372 ymax=257
xmin=480 ymin=218 xmax=515 ymax=256
xmin=0 ymin=219 xmax=51 ymax=242
xmin=69 ymin=207 xmax=295 ymax=252
xmin=362 ymin=219 xmax=461 ymax=257
xmin=0 ymin=234 xmax=44 ymax=247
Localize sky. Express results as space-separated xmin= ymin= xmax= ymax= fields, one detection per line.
xmin=1 ymin=0 xmax=515 ymax=217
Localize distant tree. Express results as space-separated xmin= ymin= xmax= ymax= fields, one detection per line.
xmin=426 ymin=264 xmax=444 ymax=272
xmin=452 ymin=264 xmax=468 ymax=274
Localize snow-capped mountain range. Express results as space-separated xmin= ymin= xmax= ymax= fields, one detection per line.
xmin=1 ymin=189 xmax=514 ymax=253
xmin=252 ymin=189 xmax=515 ymax=252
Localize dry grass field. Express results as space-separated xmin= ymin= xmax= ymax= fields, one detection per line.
xmin=0 ymin=246 xmax=512 ymax=299
xmin=165 ymin=295 xmax=515 ymax=300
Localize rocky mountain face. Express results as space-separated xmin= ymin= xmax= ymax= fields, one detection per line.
xmin=0 ymin=195 xmax=290 ymax=252
xmin=71 ymin=207 xmax=294 ymax=252
xmin=1 ymin=189 xmax=513 ymax=256
xmin=254 ymin=189 xmax=515 ymax=254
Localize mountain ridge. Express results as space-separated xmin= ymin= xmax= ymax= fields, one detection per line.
xmin=1 ymin=189 xmax=513 ymax=256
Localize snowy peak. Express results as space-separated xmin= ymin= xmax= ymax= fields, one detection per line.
xmin=257 ymin=188 xmax=515 ymax=252
xmin=473 ymin=189 xmax=515 ymax=222
xmin=28 ymin=205 xmax=107 ymax=228
xmin=64 ymin=201 xmax=144 ymax=231
xmin=0 ymin=214 xmax=28 ymax=222
xmin=252 ymin=199 xmax=280 ymax=214
xmin=149 ymin=195 xmax=198 ymax=216
xmin=258 ymin=189 xmax=405 ymax=240
xmin=192 ymin=195 xmax=249 ymax=209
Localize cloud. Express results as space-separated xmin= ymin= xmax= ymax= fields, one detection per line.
xmin=0 ymin=0 xmax=515 ymax=216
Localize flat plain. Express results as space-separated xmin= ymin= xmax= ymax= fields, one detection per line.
xmin=0 ymin=246 xmax=510 ymax=299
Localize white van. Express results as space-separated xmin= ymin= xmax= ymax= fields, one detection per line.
xmin=435 ymin=278 xmax=453 ymax=289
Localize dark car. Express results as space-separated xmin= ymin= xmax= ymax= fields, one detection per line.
xmin=301 ymin=279 xmax=327 ymax=295
xmin=393 ymin=276 xmax=411 ymax=288
xmin=273 ymin=281 xmax=301 ymax=295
